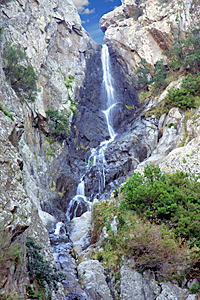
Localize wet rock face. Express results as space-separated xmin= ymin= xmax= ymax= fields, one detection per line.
xmin=46 ymin=44 xmax=136 ymax=215
xmin=71 ymin=45 xmax=138 ymax=150
xmin=72 ymin=46 xmax=106 ymax=149
xmin=109 ymin=45 xmax=138 ymax=107
xmin=49 ymin=44 xmax=139 ymax=215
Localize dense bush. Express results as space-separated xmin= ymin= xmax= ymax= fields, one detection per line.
xmin=121 ymin=165 xmax=200 ymax=240
xmin=3 ymin=45 xmax=37 ymax=102
xmin=132 ymin=6 xmax=143 ymax=20
xmin=91 ymin=201 xmax=197 ymax=282
xmin=46 ymin=108 xmax=70 ymax=140
xmin=26 ymin=237 xmax=65 ymax=290
xmin=164 ymin=75 xmax=200 ymax=111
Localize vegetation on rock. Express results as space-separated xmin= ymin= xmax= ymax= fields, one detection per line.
xmin=91 ymin=201 xmax=199 ymax=285
xmin=0 ymin=103 xmax=14 ymax=121
xmin=136 ymin=26 xmax=200 ymax=113
xmin=0 ymin=224 xmax=22 ymax=269
xmin=46 ymin=108 xmax=70 ymax=140
xmin=26 ymin=237 xmax=65 ymax=299
xmin=135 ymin=59 xmax=151 ymax=91
xmin=121 ymin=165 xmax=200 ymax=239
xmin=131 ymin=6 xmax=143 ymax=20
xmin=164 ymin=75 xmax=200 ymax=111
xmin=3 ymin=45 xmax=37 ymax=102
xmin=91 ymin=165 xmax=200 ymax=290
xmin=165 ymin=26 xmax=200 ymax=75
xmin=0 ymin=225 xmax=22 ymax=299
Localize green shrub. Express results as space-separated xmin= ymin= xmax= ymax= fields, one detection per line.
xmin=64 ymin=74 xmax=78 ymax=115
xmin=146 ymin=75 xmax=200 ymax=117
xmin=3 ymin=45 xmax=37 ymax=102
xmin=0 ymin=28 xmax=3 ymax=42
xmin=46 ymin=108 xmax=70 ymax=140
xmin=165 ymin=26 xmax=200 ymax=75
xmin=121 ymin=164 xmax=200 ymax=240
xmin=0 ymin=103 xmax=14 ymax=121
xmin=136 ymin=59 xmax=169 ymax=94
xmin=91 ymin=201 xmax=194 ymax=281
xmin=26 ymin=237 xmax=65 ymax=290
xmin=150 ymin=60 xmax=168 ymax=94
xmin=164 ymin=75 xmax=200 ymax=111
xmin=136 ymin=26 xmax=200 ymax=99
xmin=136 ymin=59 xmax=151 ymax=91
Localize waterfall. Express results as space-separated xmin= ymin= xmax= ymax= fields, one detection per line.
xmin=65 ymin=44 xmax=118 ymax=221
xmin=102 ymin=44 xmax=115 ymax=107
xmin=88 ymin=44 xmax=118 ymax=193
xmin=65 ymin=179 xmax=91 ymax=222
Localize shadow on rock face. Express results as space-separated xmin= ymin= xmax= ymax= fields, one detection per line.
xmin=65 ymin=293 xmax=88 ymax=300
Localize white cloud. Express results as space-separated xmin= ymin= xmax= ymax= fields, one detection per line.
xmin=82 ymin=8 xmax=95 ymax=14
xmin=72 ymin=0 xmax=95 ymax=14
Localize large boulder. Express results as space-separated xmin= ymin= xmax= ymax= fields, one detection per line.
xmin=77 ymin=260 xmax=113 ymax=300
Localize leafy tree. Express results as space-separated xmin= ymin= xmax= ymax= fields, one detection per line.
xmin=3 ymin=45 xmax=37 ymax=102
xmin=136 ymin=59 xmax=169 ymax=94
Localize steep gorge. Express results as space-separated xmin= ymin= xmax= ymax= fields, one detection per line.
xmin=0 ymin=0 xmax=200 ymax=299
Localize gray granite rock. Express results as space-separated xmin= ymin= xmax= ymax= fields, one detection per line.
xmin=77 ymin=260 xmax=113 ymax=300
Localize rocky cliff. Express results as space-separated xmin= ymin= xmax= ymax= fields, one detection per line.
xmin=0 ymin=0 xmax=98 ymax=298
xmin=0 ymin=0 xmax=200 ymax=299
xmin=100 ymin=0 xmax=200 ymax=73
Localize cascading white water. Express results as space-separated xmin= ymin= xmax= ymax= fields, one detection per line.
xmin=87 ymin=44 xmax=118 ymax=194
xmin=65 ymin=178 xmax=91 ymax=222
xmin=52 ymin=44 xmax=121 ymax=293
xmin=101 ymin=44 xmax=115 ymax=107
xmin=64 ymin=44 xmax=118 ymax=221
xmin=54 ymin=222 xmax=64 ymax=235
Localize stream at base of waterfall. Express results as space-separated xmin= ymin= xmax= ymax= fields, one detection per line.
xmin=50 ymin=44 xmax=119 ymax=298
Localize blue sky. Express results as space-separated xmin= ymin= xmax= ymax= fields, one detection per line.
xmin=72 ymin=0 xmax=122 ymax=44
